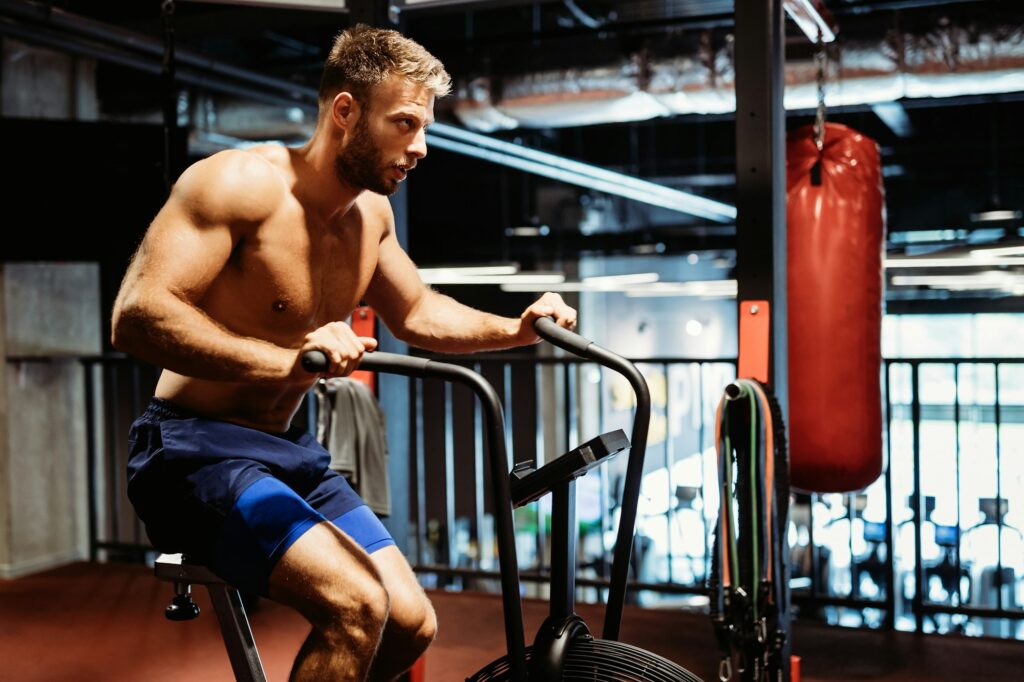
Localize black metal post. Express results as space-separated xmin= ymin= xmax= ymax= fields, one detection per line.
xmin=160 ymin=0 xmax=176 ymax=196
xmin=911 ymin=363 xmax=924 ymax=632
xmin=84 ymin=360 xmax=97 ymax=562
xmin=732 ymin=5 xmax=790 ymax=669
xmin=734 ymin=0 xmax=788 ymax=407
xmin=549 ymin=480 xmax=578 ymax=621
xmin=993 ymin=363 xmax=1004 ymax=614
xmin=883 ymin=362 xmax=897 ymax=630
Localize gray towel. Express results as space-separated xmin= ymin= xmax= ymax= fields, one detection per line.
xmin=316 ymin=378 xmax=391 ymax=517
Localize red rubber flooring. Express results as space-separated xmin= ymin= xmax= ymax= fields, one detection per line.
xmin=1 ymin=562 xmax=1020 ymax=680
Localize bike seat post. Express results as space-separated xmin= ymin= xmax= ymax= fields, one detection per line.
xmin=154 ymin=553 xmax=268 ymax=682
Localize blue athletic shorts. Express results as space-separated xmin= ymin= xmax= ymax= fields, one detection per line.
xmin=126 ymin=398 xmax=395 ymax=596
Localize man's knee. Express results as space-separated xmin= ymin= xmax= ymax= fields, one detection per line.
xmin=315 ymin=573 xmax=391 ymax=646
xmin=391 ymin=590 xmax=437 ymax=651
xmin=413 ymin=598 xmax=438 ymax=649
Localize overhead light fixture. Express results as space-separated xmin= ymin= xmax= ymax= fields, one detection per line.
xmin=970 ymin=208 xmax=1023 ymax=223
xmin=969 ymin=243 xmax=1024 ymax=258
xmin=505 ymin=226 xmax=551 ymax=237
xmin=630 ymin=243 xmax=668 ymax=255
xmin=419 ymin=270 xmax=565 ymax=285
xmin=624 ymin=280 xmax=738 ymax=298
xmin=499 ymin=279 xmax=736 ymax=298
xmin=581 ymin=273 xmax=660 ymax=287
xmin=892 ymin=272 xmax=1024 ymax=292
xmin=427 ymin=124 xmax=736 ymax=223
xmin=418 ymin=264 xmax=519 ymax=279
xmin=782 ymin=0 xmax=837 ymax=43
xmin=180 ymin=0 xmax=346 ymax=10
xmin=884 ymin=256 xmax=1024 ymax=268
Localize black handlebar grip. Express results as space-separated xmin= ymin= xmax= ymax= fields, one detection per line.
xmin=301 ymin=350 xmax=329 ymax=373
xmin=301 ymin=349 xmax=433 ymax=377
xmin=358 ymin=353 xmax=432 ymax=374
xmin=534 ymin=316 xmax=593 ymax=356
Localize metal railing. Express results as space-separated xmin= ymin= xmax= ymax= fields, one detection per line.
xmin=58 ymin=352 xmax=1024 ymax=640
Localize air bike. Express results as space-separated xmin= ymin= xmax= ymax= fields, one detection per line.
xmin=306 ymin=318 xmax=703 ymax=681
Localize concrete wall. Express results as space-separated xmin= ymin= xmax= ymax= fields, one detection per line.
xmin=0 ymin=263 xmax=101 ymax=578
xmin=1 ymin=38 xmax=98 ymax=121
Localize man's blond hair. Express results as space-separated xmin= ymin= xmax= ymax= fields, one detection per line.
xmin=319 ymin=24 xmax=451 ymax=114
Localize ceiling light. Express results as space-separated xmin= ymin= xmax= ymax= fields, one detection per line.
xmin=504 ymin=226 xmax=551 ymax=237
xmin=969 ymin=243 xmax=1024 ymax=258
xmin=969 ymin=209 xmax=1023 ymax=223
xmin=580 ymin=273 xmax=660 ymax=287
xmin=181 ymin=0 xmax=346 ymax=10
xmin=630 ymin=243 xmax=667 ymax=255
xmin=884 ymin=256 xmax=1024 ymax=268
xmin=623 ymin=280 xmax=738 ymax=298
xmin=418 ymin=264 xmax=519 ymax=279
xmin=424 ymin=272 xmax=566 ymax=285
xmin=499 ymin=278 xmax=734 ymax=296
xmin=891 ymin=271 xmax=1024 ymax=292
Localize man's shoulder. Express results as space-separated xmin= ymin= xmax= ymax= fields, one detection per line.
xmin=184 ymin=148 xmax=286 ymax=197
xmin=351 ymin=191 xmax=394 ymax=232
xmin=173 ymin=148 xmax=288 ymax=225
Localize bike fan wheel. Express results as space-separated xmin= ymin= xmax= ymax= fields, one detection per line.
xmin=468 ymin=638 xmax=704 ymax=681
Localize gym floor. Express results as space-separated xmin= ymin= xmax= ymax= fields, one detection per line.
xmin=0 ymin=562 xmax=1019 ymax=681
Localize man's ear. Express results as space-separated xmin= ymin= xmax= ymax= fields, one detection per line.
xmin=331 ymin=92 xmax=358 ymax=131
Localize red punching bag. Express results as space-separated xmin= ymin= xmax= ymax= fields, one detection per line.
xmin=786 ymin=122 xmax=885 ymax=493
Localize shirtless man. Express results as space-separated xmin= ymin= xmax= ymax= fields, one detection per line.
xmin=111 ymin=25 xmax=575 ymax=682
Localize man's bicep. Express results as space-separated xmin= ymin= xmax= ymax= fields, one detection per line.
xmin=124 ymin=152 xmax=277 ymax=301
xmin=119 ymin=182 xmax=239 ymax=311
xmin=362 ymin=231 xmax=431 ymax=330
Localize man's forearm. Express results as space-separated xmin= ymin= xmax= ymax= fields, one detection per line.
xmin=397 ymin=290 xmax=526 ymax=354
xmin=112 ymin=293 xmax=294 ymax=382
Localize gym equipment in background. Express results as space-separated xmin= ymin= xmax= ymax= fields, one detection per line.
xmin=709 ymin=379 xmax=792 ymax=682
xmin=467 ymin=318 xmax=703 ymax=681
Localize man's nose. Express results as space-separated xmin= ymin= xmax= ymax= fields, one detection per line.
xmin=408 ymin=128 xmax=428 ymax=160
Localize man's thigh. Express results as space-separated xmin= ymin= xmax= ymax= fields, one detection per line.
xmin=368 ymin=545 xmax=435 ymax=630
xmin=267 ymin=520 xmax=385 ymax=623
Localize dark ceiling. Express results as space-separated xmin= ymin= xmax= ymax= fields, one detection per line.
xmin=4 ymin=0 xmax=1023 ymax=311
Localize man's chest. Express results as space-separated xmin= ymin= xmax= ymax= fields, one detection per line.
xmin=210 ymin=213 xmax=380 ymax=335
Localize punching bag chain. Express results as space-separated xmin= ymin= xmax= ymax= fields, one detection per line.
xmin=813 ymin=33 xmax=827 ymax=153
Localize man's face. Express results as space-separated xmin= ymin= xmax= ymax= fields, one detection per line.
xmin=334 ymin=75 xmax=434 ymax=196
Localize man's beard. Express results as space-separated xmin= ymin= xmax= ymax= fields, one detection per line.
xmin=334 ymin=115 xmax=399 ymax=196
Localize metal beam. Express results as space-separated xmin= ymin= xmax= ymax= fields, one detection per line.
xmin=0 ymin=0 xmax=318 ymax=102
xmin=734 ymin=0 xmax=787 ymax=390
xmin=428 ymin=124 xmax=737 ymax=222
xmin=733 ymin=7 xmax=789 ymax=681
xmin=871 ymin=101 xmax=915 ymax=138
xmin=0 ymin=0 xmax=732 ymax=221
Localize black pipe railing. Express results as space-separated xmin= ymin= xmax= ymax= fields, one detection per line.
xmin=18 ymin=351 xmax=1019 ymax=640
